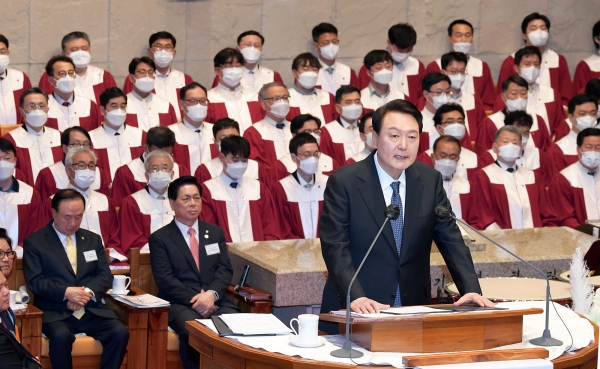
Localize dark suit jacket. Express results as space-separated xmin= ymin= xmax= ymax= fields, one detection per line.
xmin=148 ymin=219 xmax=235 ymax=321
xmin=23 ymin=222 xmax=116 ymax=323
xmin=0 ymin=321 xmax=41 ymax=369
xmin=320 ymin=153 xmax=482 ymax=314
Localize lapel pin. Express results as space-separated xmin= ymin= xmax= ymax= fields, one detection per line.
xmin=204 ymin=235 xmax=209 ymax=239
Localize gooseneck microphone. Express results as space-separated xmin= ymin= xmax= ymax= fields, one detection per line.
xmin=434 ymin=206 xmax=562 ymax=347
xmin=330 ymin=204 xmax=401 ymax=359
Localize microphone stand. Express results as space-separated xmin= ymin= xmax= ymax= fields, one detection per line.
xmin=330 ymin=205 xmax=400 ymax=358
xmin=435 ymin=206 xmax=562 ymax=346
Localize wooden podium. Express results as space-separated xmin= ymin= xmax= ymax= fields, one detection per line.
xmin=319 ymin=306 xmax=545 ymax=353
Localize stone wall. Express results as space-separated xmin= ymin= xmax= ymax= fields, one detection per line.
xmin=4 ymin=0 xmax=600 ymax=90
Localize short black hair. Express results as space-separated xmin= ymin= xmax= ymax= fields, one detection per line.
xmin=289 ymin=132 xmax=318 ymax=155
xmin=585 ymin=78 xmax=600 ymax=101
xmin=0 ymin=35 xmax=9 ymax=49
xmin=372 ymin=99 xmax=422 ymax=135
xmin=594 ymin=20 xmax=600 ymax=49
xmin=504 ymin=110 xmax=533 ymax=129
xmin=179 ymin=82 xmax=207 ymax=100
xmin=19 ymin=88 xmax=48 ymax=110
xmin=501 ymin=75 xmax=529 ymax=92
xmin=129 ymin=57 xmax=155 ymax=75
xmin=447 ymin=19 xmax=474 ymax=37
xmin=61 ymin=31 xmax=90 ymax=51
xmin=433 ymin=103 xmax=465 ymax=126
xmin=292 ymin=52 xmax=321 ymax=71
xmin=220 ymin=136 xmax=250 ymax=158
xmin=388 ymin=23 xmax=417 ymax=49
xmin=363 ymin=50 xmax=393 ymax=70
xmin=0 ymin=228 xmax=13 ymax=250
xmin=521 ymin=12 xmax=551 ymax=34
xmin=99 ymin=87 xmax=127 ymax=108
xmin=422 ymin=72 xmax=451 ymax=92
xmin=433 ymin=135 xmax=462 ymax=153
xmin=441 ymin=52 xmax=468 ymax=70
xmin=237 ymin=30 xmax=265 ymax=45
xmin=146 ymin=126 xmax=175 ymax=148
xmin=312 ymin=23 xmax=338 ymax=42
xmin=212 ymin=118 xmax=240 ymax=138
xmin=61 ymin=126 xmax=91 ymax=146
xmin=214 ymin=48 xmax=244 ymax=68
xmin=45 ymin=55 xmax=75 ymax=77
xmin=568 ymin=94 xmax=599 ymax=115
xmin=290 ymin=114 xmax=321 ymax=134
xmin=514 ymin=46 xmax=541 ymax=66
xmin=52 ymin=189 xmax=85 ymax=213
xmin=577 ymin=128 xmax=600 ymax=147
xmin=149 ymin=31 xmax=176 ymax=48
xmin=358 ymin=111 xmax=374 ymax=134
xmin=335 ymin=85 xmax=361 ymax=104
xmin=167 ymin=175 xmax=201 ymax=201
xmin=0 ymin=138 xmax=16 ymax=157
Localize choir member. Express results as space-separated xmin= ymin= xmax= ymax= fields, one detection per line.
xmin=312 ymin=23 xmax=358 ymax=95
xmin=0 ymin=34 xmax=32 ymax=124
xmin=360 ymin=50 xmax=405 ymax=111
xmin=419 ymin=72 xmax=452 ymax=153
xmin=272 ymin=133 xmax=328 ymax=239
xmin=346 ymin=112 xmax=374 ymax=164
xmin=37 ymin=31 xmax=117 ymax=104
xmin=573 ymin=21 xmax=600 ymax=95
xmin=200 ymin=136 xmax=281 ymax=242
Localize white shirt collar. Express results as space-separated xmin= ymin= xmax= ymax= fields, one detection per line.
xmin=496 ymin=160 xmax=517 ymax=172
xmin=297 ymin=172 xmax=315 ymax=188
xmin=131 ymin=90 xmax=153 ymax=102
xmin=67 ymin=183 xmax=91 ymax=198
xmin=102 ymin=123 xmax=125 ymax=136
xmin=339 ymin=116 xmax=358 ymax=128
xmin=218 ymin=82 xmax=241 ymax=93
xmin=148 ymin=186 xmax=167 ymax=199
xmin=24 ymin=125 xmax=44 ymax=136
xmin=219 ymin=171 xmax=243 ymax=187
xmin=52 ymin=223 xmax=76 ymax=246
xmin=243 ymin=65 xmax=259 ymax=73
xmin=374 ymin=151 xmax=406 ymax=191
xmin=155 ymin=68 xmax=171 ymax=78
xmin=53 ymin=93 xmax=74 ymax=106
xmin=182 ymin=119 xmax=203 ymax=132
xmin=174 ymin=218 xmax=199 ymax=238
xmin=265 ymin=115 xmax=285 ymax=127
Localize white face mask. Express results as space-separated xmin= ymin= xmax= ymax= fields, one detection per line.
xmin=148 ymin=171 xmax=172 ymax=190
xmin=68 ymin=50 xmax=91 ymax=68
xmin=520 ymin=66 xmax=540 ymax=85
xmin=372 ymin=69 xmax=393 ymax=85
xmin=443 ymin=123 xmax=466 ymax=140
xmin=391 ymin=50 xmax=411 ymax=63
xmin=297 ymin=156 xmax=319 ymax=175
xmin=0 ymin=55 xmax=9 ymax=72
xmin=105 ymin=109 xmax=127 ymax=127
xmin=320 ymin=44 xmax=339 ymax=61
xmin=0 ymin=161 xmax=14 ymax=181
xmin=364 ymin=132 xmax=374 ymax=148
xmin=341 ymin=104 xmax=362 ymax=121
xmin=221 ymin=67 xmax=244 ymax=87
xmin=497 ymin=143 xmax=522 ymax=163
xmin=153 ymin=50 xmax=174 ymax=68
xmin=447 ymin=73 xmax=465 ymax=90
xmin=434 ymin=159 xmax=458 ymax=179
xmin=453 ymin=42 xmax=472 ymax=54
xmin=55 ymin=75 xmax=76 ymax=94
xmin=25 ymin=110 xmax=48 ymax=128
xmin=297 ymin=71 xmax=318 ymax=89
xmin=581 ymin=151 xmax=600 ymax=169
xmin=71 ymin=169 xmax=96 ymax=189
xmin=576 ymin=115 xmax=598 ymax=131
xmin=505 ymin=96 xmax=528 ymax=112
xmin=311 ymin=132 xmax=321 ymax=145
xmin=225 ymin=161 xmax=248 ymax=180
xmin=134 ymin=77 xmax=155 ymax=93
xmin=528 ymin=29 xmax=549 ymax=47
xmin=429 ymin=93 xmax=449 ymax=110
xmin=186 ymin=104 xmax=208 ymax=122
xmin=240 ymin=47 xmax=261 ymax=64
xmin=269 ymin=100 xmax=290 ymax=119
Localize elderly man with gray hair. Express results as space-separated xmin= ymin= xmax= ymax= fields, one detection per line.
xmin=118 ymin=150 xmax=175 ymax=263
xmin=470 ymin=124 xmax=557 ymax=230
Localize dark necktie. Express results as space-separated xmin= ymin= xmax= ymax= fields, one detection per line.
xmin=62 ymin=102 xmax=70 ymax=107
xmin=114 ymin=132 xmax=120 ymax=136
xmin=589 ymin=171 xmax=596 ymax=176
xmin=507 ymin=168 xmax=515 ymax=173
xmin=276 ymin=123 xmax=285 ymax=129
xmin=195 ymin=129 xmax=201 ymax=133
xmin=391 ymin=181 xmax=403 ymax=306
xmin=230 ymin=182 xmax=238 ymax=189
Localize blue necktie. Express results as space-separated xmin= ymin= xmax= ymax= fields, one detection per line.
xmin=326 ymin=67 xmax=334 ymax=74
xmin=275 ymin=123 xmax=285 ymax=129
xmin=391 ymin=181 xmax=403 ymax=306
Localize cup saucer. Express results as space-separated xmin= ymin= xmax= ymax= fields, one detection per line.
xmin=288 ymin=335 xmax=325 ymax=348
xmin=108 ymin=289 xmax=130 ymax=295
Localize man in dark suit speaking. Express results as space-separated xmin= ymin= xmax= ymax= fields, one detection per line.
xmin=319 ymin=99 xmax=492 ymax=332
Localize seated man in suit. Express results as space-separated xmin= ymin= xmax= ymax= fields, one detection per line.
xmin=0 ymin=229 xmax=18 ymax=338
xmin=149 ymin=176 xmax=238 ymax=369
xmin=23 ymin=189 xmax=129 ymax=369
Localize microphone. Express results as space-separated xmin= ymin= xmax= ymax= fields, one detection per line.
xmin=434 ymin=206 xmax=562 ymax=347
xmin=331 ymin=204 xmax=400 ymax=359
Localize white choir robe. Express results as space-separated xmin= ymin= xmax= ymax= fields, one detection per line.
xmin=168 ymin=121 xmax=216 ymax=175
xmin=35 ymin=161 xmax=109 ymax=200
xmin=287 ymin=87 xmax=337 ymax=124
xmin=0 ymin=178 xmax=44 ymax=246
xmin=194 ymin=157 xmax=261 ymax=185
xmin=118 ymin=187 xmax=175 ymax=263
xmin=360 ymin=84 xmax=406 ymax=111
xmin=125 ymin=92 xmax=178 ymax=131
xmin=274 ymin=153 xmax=337 ymax=188
xmin=346 ymin=148 xmax=371 ymax=164
xmin=206 ymin=84 xmax=263 ymax=134
xmin=46 ymin=93 xmax=100 ymax=132
xmin=39 ymin=65 xmax=117 ymax=103
xmin=574 ymin=53 xmax=600 ymax=94
xmin=319 ymin=119 xmax=365 ymax=166
xmin=443 ymin=175 xmax=474 ymax=225
xmin=418 ymin=108 xmax=436 ymax=154
xmin=546 ymin=128 xmax=580 ymax=180
xmin=272 ymin=173 xmax=328 ymax=239
xmin=550 ymin=161 xmax=600 ymax=228
xmin=479 ymin=145 xmax=551 ymax=185
xmin=0 ymin=68 xmax=32 ymax=124
xmin=471 ymin=163 xmax=557 ymax=230
xmin=316 ymin=61 xmax=358 ymax=96
xmin=5 ymin=126 xmax=63 ymax=186
xmin=417 ymin=147 xmax=479 ymax=181
xmin=212 ymin=65 xmax=283 ymax=93
xmin=89 ymin=124 xmax=146 ymax=181
xmin=200 ymin=174 xmax=281 ymax=242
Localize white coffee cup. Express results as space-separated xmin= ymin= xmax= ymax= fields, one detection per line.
xmin=9 ymin=290 xmax=16 ymax=307
xmin=112 ymin=275 xmax=131 ymax=294
xmin=290 ymin=314 xmax=319 ymax=344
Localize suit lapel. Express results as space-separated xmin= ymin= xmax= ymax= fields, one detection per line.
xmin=167 ymin=220 xmax=201 ymax=276
xmin=44 ymin=224 xmax=76 ymax=277
xmin=75 ymin=230 xmax=91 ymax=281
xmin=400 ymin=165 xmax=423 ymax=264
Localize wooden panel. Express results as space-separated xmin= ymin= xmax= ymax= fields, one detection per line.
xmin=402 ymin=348 xmax=548 ymax=366
xmin=212 ymin=346 xmax=245 ymax=369
xmin=147 ymin=308 xmax=169 ymax=369
xmin=0 ymin=124 xmax=21 ymax=137
xmin=483 ymin=316 xmax=523 ymax=349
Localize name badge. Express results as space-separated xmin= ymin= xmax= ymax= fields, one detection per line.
xmin=205 ymin=243 xmax=220 ymax=256
xmin=83 ymin=250 xmax=98 ymax=262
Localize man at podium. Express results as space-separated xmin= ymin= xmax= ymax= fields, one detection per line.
xmin=319 ymin=99 xmax=492 ymax=333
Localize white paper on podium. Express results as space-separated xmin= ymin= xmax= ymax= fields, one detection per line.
xmin=415 ymin=358 xmax=552 ymax=369
xmin=218 ymin=313 xmax=292 ymax=335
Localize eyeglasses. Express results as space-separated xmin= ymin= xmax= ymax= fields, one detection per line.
xmin=135 ymin=69 xmax=154 ymax=77
xmin=0 ymin=251 xmax=16 ymax=259
xmin=440 ymin=119 xmax=465 ymax=127
xmin=147 ymin=168 xmax=172 ymax=173
xmin=183 ymin=99 xmax=209 ymax=106
xmin=71 ymin=162 xmax=96 ymax=170
xmin=297 ymin=152 xmax=321 ymax=160
xmin=428 ymin=90 xmax=455 ymax=97
xmin=151 ymin=44 xmax=174 ymax=52
xmin=25 ymin=103 xmax=48 ymax=111
xmin=57 ymin=70 xmax=77 ymax=78
xmin=67 ymin=143 xmax=91 ymax=149
xmin=262 ymin=96 xmax=290 ymax=103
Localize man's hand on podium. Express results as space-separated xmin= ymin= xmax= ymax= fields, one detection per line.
xmin=350 ymin=297 xmax=390 ymax=314
xmin=454 ymin=293 xmax=495 ymax=307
